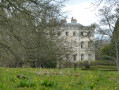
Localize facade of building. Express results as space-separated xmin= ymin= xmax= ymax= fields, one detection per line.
xmin=58 ymin=17 xmax=95 ymax=62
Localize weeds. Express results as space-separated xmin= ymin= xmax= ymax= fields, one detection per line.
xmin=40 ymin=79 xmax=55 ymax=87
xmin=17 ymin=79 xmax=36 ymax=87
xmin=0 ymin=66 xmax=119 ymax=90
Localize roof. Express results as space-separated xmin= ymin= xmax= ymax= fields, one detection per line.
xmin=61 ymin=23 xmax=94 ymax=30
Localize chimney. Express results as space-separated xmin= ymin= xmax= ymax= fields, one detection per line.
xmin=71 ymin=17 xmax=77 ymax=23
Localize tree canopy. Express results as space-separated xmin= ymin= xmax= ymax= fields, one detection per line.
xmin=0 ymin=0 xmax=69 ymax=68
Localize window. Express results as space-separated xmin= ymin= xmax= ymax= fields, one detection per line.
xmin=88 ymin=41 xmax=91 ymax=48
xmin=66 ymin=41 xmax=69 ymax=47
xmin=73 ymin=31 xmax=76 ymax=36
xmin=65 ymin=32 xmax=69 ymax=36
xmin=81 ymin=32 xmax=83 ymax=36
xmin=88 ymin=54 xmax=92 ymax=61
xmin=73 ymin=54 xmax=77 ymax=61
xmin=81 ymin=54 xmax=84 ymax=61
xmin=87 ymin=31 xmax=91 ymax=37
xmin=73 ymin=41 xmax=77 ymax=47
xmin=81 ymin=41 xmax=84 ymax=48
xmin=57 ymin=32 xmax=61 ymax=36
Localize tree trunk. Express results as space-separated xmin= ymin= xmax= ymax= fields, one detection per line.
xmin=115 ymin=41 xmax=119 ymax=72
xmin=115 ymin=59 xmax=119 ymax=72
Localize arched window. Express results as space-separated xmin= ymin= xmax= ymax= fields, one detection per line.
xmin=81 ymin=41 xmax=84 ymax=48
xmin=81 ymin=54 xmax=84 ymax=61
xmin=73 ymin=31 xmax=76 ymax=36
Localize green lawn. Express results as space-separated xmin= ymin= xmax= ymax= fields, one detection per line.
xmin=0 ymin=66 xmax=119 ymax=90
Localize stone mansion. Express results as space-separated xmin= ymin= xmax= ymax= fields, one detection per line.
xmin=58 ymin=17 xmax=95 ymax=62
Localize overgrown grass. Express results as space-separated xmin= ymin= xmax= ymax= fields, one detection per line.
xmin=0 ymin=66 xmax=119 ymax=90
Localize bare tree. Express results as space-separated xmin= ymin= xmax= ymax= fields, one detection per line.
xmin=0 ymin=0 xmax=70 ymax=68
xmin=93 ymin=0 xmax=119 ymax=71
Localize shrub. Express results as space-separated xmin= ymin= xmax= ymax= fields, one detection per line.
xmin=42 ymin=60 xmax=57 ymax=68
xmin=79 ymin=61 xmax=91 ymax=68
xmin=17 ymin=79 xmax=36 ymax=87
xmin=85 ymin=64 xmax=90 ymax=68
xmin=60 ymin=61 xmax=79 ymax=68
xmin=92 ymin=60 xmax=116 ymax=66
xmin=0 ymin=84 xmax=3 ymax=90
xmin=40 ymin=79 xmax=55 ymax=87
xmin=29 ymin=60 xmax=57 ymax=68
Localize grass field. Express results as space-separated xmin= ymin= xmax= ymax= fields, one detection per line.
xmin=0 ymin=65 xmax=119 ymax=90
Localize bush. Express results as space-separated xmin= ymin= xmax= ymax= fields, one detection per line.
xmin=59 ymin=61 xmax=79 ymax=68
xmin=42 ymin=60 xmax=57 ymax=68
xmin=92 ymin=60 xmax=116 ymax=66
xmin=17 ymin=79 xmax=36 ymax=87
xmin=85 ymin=64 xmax=90 ymax=68
xmin=40 ymin=79 xmax=55 ymax=87
xmin=79 ymin=61 xmax=90 ymax=68
xmin=29 ymin=59 xmax=57 ymax=68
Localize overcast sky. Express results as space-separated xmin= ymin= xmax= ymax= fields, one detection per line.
xmin=63 ymin=0 xmax=98 ymax=26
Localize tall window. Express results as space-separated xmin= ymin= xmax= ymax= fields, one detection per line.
xmin=73 ymin=41 xmax=77 ymax=47
xmin=81 ymin=32 xmax=83 ymax=36
xmin=81 ymin=41 xmax=84 ymax=48
xmin=66 ymin=32 xmax=69 ymax=36
xmin=81 ymin=54 xmax=84 ymax=61
xmin=88 ymin=41 xmax=91 ymax=48
xmin=57 ymin=32 xmax=61 ymax=36
xmin=73 ymin=54 xmax=77 ymax=61
xmin=73 ymin=31 xmax=76 ymax=36
xmin=88 ymin=54 xmax=92 ymax=61
xmin=66 ymin=41 xmax=69 ymax=47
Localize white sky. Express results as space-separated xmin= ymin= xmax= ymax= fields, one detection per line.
xmin=63 ymin=0 xmax=99 ymax=26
